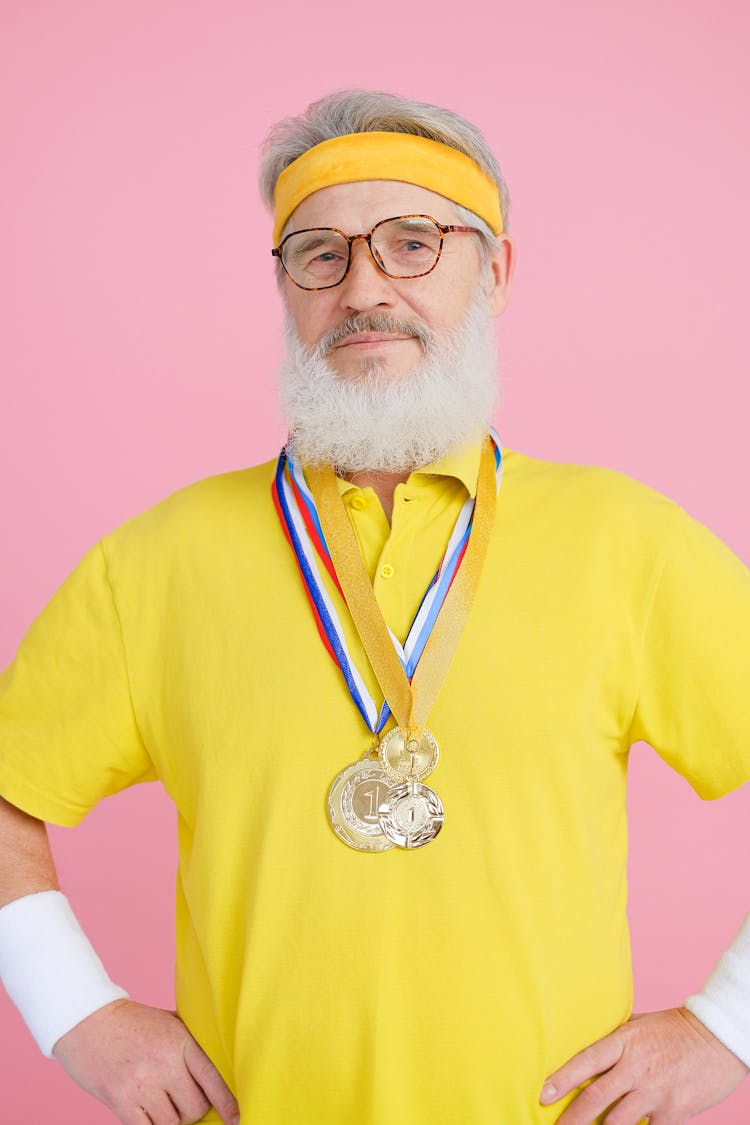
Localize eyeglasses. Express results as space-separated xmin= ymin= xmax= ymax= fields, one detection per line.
xmin=271 ymin=214 xmax=481 ymax=291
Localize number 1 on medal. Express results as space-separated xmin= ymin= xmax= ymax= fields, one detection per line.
xmin=363 ymin=786 xmax=381 ymax=822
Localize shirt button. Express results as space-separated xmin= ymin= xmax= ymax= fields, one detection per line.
xmin=380 ymin=563 xmax=395 ymax=580
xmin=349 ymin=495 xmax=367 ymax=511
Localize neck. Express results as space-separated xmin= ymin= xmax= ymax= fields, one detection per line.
xmin=342 ymin=469 xmax=411 ymax=523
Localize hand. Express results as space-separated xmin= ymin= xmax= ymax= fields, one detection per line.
xmin=52 ymin=998 xmax=240 ymax=1125
xmin=539 ymin=1007 xmax=749 ymax=1125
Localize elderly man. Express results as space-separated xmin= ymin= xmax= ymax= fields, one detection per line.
xmin=0 ymin=90 xmax=749 ymax=1125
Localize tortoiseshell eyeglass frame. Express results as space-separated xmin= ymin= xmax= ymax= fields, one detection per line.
xmin=271 ymin=214 xmax=482 ymax=291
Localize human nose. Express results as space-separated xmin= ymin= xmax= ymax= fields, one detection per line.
xmin=336 ymin=236 xmax=395 ymax=312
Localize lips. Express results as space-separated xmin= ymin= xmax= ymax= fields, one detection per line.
xmin=335 ymin=332 xmax=415 ymax=348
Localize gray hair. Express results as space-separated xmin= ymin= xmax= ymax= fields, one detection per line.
xmin=259 ymin=89 xmax=510 ymax=262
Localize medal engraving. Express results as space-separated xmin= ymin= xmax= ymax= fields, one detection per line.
xmin=378 ymin=782 xmax=445 ymax=849
xmin=378 ymin=727 xmax=439 ymax=782
xmin=327 ymin=761 xmax=396 ymax=852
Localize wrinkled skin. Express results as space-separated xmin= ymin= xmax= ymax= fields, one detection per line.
xmin=541 ymin=1007 xmax=749 ymax=1125
xmin=53 ymin=999 xmax=240 ymax=1125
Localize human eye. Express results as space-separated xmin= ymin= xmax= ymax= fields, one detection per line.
xmin=312 ymin=248 xmax=348 ymax=271
xmin=401 ymin=237 xmax=429 ymax=252
xmin=291 ymin=234 xmax=342 ymax=264
xmin=285 ymin=231 xmax=347 ymax=282
xmin=377 ymin=219 xmax=440 ymax=270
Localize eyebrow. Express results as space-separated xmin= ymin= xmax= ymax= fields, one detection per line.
xmin=289 ymin=232 xmax=341 ymax=255
xmin=391 ymin=217 xmax=437 ymax=231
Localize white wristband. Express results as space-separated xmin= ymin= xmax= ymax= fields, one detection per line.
xmin=684 ymin=911 xmax=750 ymax=1068
xmin=0 ymin=889 xmax=128 ymax=1057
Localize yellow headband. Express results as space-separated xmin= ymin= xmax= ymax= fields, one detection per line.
xmin=272 ymin=131 xmax=503 ymax=245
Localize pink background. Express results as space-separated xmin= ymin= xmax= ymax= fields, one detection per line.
xmin=2 ymin=0 xmax=749 ymax=1120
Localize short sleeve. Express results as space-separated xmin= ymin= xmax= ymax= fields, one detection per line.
xmin=0 ymin=540 xmax=156 ymax=825
xmin=628 ymin=507 xmax=750 ymax=799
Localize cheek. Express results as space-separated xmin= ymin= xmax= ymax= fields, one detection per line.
xmin=406 ymin=289 xmax=474 ymax=334
xmin=399 ymin=266 xmax=481 ymax=331
xmin=285 ymin=292 xmax=336 ymax=347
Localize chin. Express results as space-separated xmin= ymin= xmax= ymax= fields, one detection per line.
xmin=333 ymin=357 xmax=407 ymax=383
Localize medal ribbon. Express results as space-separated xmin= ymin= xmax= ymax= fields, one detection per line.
xmin=304 ymin=435 xmax=498 ymax=739
xmin=284 ymin=439 xmax=498 ymax=675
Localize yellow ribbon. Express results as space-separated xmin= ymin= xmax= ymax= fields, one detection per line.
xmin=306 ymin=437 xmax=497 ymax=742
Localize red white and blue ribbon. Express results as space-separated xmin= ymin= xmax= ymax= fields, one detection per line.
xmin=272 ymin=429 xmax=503 ymax=735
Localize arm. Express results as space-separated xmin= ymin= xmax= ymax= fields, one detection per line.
xmin=0 ymin=796 xmax=239 ymax=1125
xmin=540 ymin=507 xmax=750 ymax=1122
xmin=0 ymin=793 xmax=59 ymax=906
xmin=684 ymin=911 xmax=750 ymax=1068
xmin=538 ymin=911 xmax=750 ymax=1124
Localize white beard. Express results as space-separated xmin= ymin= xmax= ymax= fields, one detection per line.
xmin=277 ymin=287 xmax=499 ymax=474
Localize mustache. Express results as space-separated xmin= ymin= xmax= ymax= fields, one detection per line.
xmin=313 ymin=314 xmax=435 ymax=355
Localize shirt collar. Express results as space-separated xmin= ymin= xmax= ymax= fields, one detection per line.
xmin=335 ymin=439 xmax=483 ymax=499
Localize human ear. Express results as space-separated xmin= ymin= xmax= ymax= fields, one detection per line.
xmin=487 ymin=235 xmax=516 ymax=317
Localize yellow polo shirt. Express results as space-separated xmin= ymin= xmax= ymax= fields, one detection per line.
xmin=1 ymin=445 xmax=749 ymax=1125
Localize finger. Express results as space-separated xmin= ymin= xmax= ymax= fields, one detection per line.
xmin=167 ymin=1079 xmax=211 ymax=1124
xmin=183 ymin=1038 xmax=240 ymax=1125
xmin=551 ymin=1069 xmax=633 ymax=1125
xmin=126 ymin=1092 xmax=179 ymax=1125
xmin=542 ymin=1031 xmax=625 ymax=1102
xmin=602 ymin=1092 xmax=653 ymax=1125
xmin=120 ymin=1107 xmax=155 ymax=1125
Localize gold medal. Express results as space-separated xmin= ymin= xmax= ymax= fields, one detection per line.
xmin=378 ymin=726 xmax=439 ymax=783
xmin=326 ymin=758 xmax=395 ymax=852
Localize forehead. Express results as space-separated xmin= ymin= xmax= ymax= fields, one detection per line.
xmin=286 ymin=180 xmax=462 ymax=234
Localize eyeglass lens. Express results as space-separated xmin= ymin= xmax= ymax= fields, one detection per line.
xmin=281 ymin=216 xmax=443 ymax=288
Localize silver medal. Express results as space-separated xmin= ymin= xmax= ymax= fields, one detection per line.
xmin=378 ymin=781 xmax=445 ymax=849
